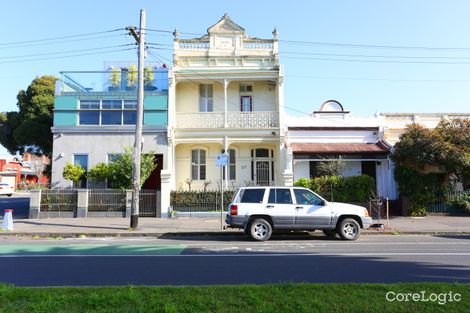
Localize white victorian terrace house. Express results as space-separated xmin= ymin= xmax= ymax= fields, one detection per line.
xmin=164 ymin=14 xmax=290 ymax=196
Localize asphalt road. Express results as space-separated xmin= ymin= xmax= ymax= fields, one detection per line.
xmin=0 ymin=196 xmax=29 ymax=218
xmin=0 ymin=234 xmax=469 ymax=286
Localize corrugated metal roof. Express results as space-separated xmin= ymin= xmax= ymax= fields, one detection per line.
xmin=291 ymin=141 xmax=391 ymax=154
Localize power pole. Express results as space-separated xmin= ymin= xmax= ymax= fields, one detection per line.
xmin=127 ymin=9 xmax=146 ymax=230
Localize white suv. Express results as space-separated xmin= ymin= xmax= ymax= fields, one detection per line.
xmin=226 ymin=186 xmax=372 ymax=241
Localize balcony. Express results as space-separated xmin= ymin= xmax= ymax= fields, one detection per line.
xmin=55 ymin=63 xmax=168 ymax=96
xmin=175 ymin=112 xmax=279 ymax=129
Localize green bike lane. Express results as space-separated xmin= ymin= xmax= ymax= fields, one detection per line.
xmin=0 ymin=244 xmax=187 ymax=256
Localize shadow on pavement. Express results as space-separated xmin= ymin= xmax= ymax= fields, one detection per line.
xmin=432 ymin=234 xmax=470 ymax=240
xmin=18 ymin=220 xmax=125 ymax=231
xmin=160 ymin=231 xmax=343 ymax=242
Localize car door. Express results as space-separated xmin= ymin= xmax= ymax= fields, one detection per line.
xmin=293 ymin=188 xmax=332 ymax=228
xmin=265 ymin=188 xmax=296 ymax=229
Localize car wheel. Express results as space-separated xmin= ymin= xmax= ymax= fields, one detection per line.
xmin=337 ymin=218 xmax=361 ymax=241
xmin=249 ymin=218 xmax=272 ymax=241
xmin=7 ymin=194 xmax=12 ymax=197
xmin=322 ymin=229 xmax=337 ymax=238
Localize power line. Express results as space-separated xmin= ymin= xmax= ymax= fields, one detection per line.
xmin=279 ymin=39 xmax=470 ymax=51
xmin=144 ymin=28 xmax=205 ymax=37
xmin=143 ymin=26 xmax=470 ymax=51
xmin=1 ymin=28 xmax=125 ymax=47
xmin=287 ymin=75 xmax=470 ymax=83
xmin=0 ymin=44 xmax=134 ymax=60
xmin=0 ymin=34 xmax=128 ymax=50
xmin=282 ymin=55 xmax=470 ymax=65
xmin=0 ymin=47 xmax=136 ymax=65
xmin=280 ymin=51 xmax=470 ymax=60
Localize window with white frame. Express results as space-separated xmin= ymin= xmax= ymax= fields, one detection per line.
xmin=191 ymin=149 xmax=206 ymax=180
xmin=199 ymin=84 xmax=213 ymax=112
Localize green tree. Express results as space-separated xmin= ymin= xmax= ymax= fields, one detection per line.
xmin=316 ymin=158 xmax=346 ymax=176
xmin=434 ymin=118 xmax=470 ymax=188
xmin=87 ymin=162 xmax=111 ymax=183
xmin=89 ymin=148 xmax=157 ymax=190
xmin=0 ymin=76 xmax=57 ymax=156
xmin=63 ymin=163 xmax=85 ymax=187
xmin=392 ymin=119 xmax=470 ymax=214
xmin=0 ymin=111 xmax=21 ymax=153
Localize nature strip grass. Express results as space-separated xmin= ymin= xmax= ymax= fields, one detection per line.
xmin=0 ymin=283 xmax=468 ymax=313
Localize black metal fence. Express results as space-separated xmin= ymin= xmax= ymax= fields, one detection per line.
xmin=139 ymin=190 xmax=159 ymax=217
xmin=38 ymin=189 xmax=160 ymax=217
xmin=426 ymin=190 xmax=470 ymax=214
xmin=40 ymin=189 xmax=78 ymax=212
xmin=88 ymin=189 xmax=126 ymax=212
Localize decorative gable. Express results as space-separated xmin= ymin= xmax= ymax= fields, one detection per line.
xmin=207 ymin=13 xmax=245 ymax=34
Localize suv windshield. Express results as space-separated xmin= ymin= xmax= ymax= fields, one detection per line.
xmin=239 ymin=189 xmax=265 ymax=203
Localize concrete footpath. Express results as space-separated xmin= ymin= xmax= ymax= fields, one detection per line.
xmin=0 ymin=215 xmax=469 ymax=237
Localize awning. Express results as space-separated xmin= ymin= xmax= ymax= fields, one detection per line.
xmin=291 ymin=141 xmax=391 ymax=154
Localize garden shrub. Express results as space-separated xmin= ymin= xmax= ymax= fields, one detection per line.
xmin=294 ymin=175 xmax=375 ymax=202
xmin=293 ymin=177 xmax=311 ymax=189
xmin=170 ymin=190 xmax=236 ymax=211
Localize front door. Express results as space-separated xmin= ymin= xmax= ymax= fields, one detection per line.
xmin=255 ymin=161 xmax=270 ymax=186
xmin=293 ymin=188 xmax=332 ymax=228
xmin=266 ymin=188 xmax=296 ymax=228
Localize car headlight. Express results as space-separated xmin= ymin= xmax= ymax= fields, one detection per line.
xmin=364 ymin=208 xmax=370 ymax=217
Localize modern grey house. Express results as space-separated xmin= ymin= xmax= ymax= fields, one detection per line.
xmin=51 ymin=63 xmax=169 ymax=195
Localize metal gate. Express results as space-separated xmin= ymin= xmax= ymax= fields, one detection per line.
xmin=139 ymin=190 xmax=161 ymax=217
xmin=256 ymin=161 xmax=270 ymax=186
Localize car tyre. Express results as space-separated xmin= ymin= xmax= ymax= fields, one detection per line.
xmin=322 ymin=229 xmax=337 ymax=238
xmin=7 ymin=194 xmax=12 ymax=197
xmin=249 ymin=218 xmax=272 ymax=241
xmin=337 ymin=218 xmax=361 ymax=241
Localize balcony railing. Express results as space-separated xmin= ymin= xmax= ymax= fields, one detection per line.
xmin=176 ymin=112 xmax=279 ymax=129
xmin=177 ymin=39 xmax=273 ymax=50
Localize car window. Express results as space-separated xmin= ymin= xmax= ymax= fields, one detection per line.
xmin=294 ymin=189 xmax=324 ymax=206
xmin=268 ymin=188 xmax=293 ymax=204
xmin=239 ymin=189 xmax=265 ymax=203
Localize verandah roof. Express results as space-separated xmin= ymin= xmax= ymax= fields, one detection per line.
xmin=291 ymin=141 xmax=391 ymax=154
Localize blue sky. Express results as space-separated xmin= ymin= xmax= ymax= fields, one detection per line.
xmin=1 ymin=0 xmax=470 ymax=154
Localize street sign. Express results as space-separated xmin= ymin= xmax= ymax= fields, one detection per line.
xmin=216 ymin=153 xmax=228 ymax=167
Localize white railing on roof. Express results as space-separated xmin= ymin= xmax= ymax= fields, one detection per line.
xmin=176 ymin=112 xmax=279 ymax=129
xmin=178 ymin=40 xmax=209 ymax=49
xmin=243 ymin=40 xmax=273 ymax=50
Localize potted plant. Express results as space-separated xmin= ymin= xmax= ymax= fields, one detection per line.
xmin=144 ymin=66 xmax=157 ymax=91
xmin=108 ymin=66 xmax=121 ymax=91
xmin=126 ymin=64 xmax=137 ymax=91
